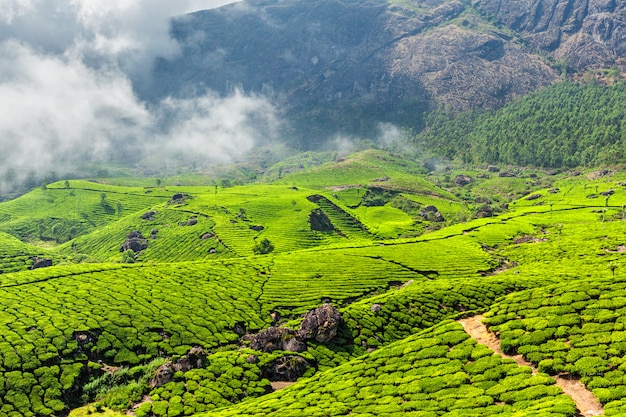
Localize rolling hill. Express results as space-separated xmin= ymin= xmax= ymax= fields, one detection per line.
xmin=0 ymin=150 xmax=625 ymax=416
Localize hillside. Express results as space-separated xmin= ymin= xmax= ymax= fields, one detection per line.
xmin=0 ymin=151 xmax=626 ymax=416
xmin=475 ymin=0 xmax=626 ymax=71
xmin=415 ymin=80 xmax=626 ymax=167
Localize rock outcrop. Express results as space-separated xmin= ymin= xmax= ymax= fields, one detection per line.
xmin=297 ymin=304 xmax=343 ymax=343
xmin=151 ymin=347 xmax=207 ymax=388
xmin=455 ymin=175 xmax=473 ymax=186
xmin=151 ymin=363 xmax=174 ymax=388
xmin=31 ymin=257 xmax=53 ymax=270
xmin=250 ymin=327 xmax=304 ymax=353
xmin=246 ymin=304 xmax=344 ymax=353
xmin=262 ymin=355 xmax=312 ymax=382
xmin=474 ymin=0 xmax=626 ymax=71
xmin=120 ymin=231 xmax=149 ymax=253
xmin=140 ymin=210 xmax=157 ymax=220
xmin=420 ymin=205 xmax=445 ymax=222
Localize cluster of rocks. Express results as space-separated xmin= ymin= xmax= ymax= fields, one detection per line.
xmin=148 ymin=305 xmax=343 ymax=389
xmin=151 ymin=347 xmax=207 ymax=388
xmin=420 ymin=205 xmax=445 ymax=222
xmin=247 ymin=304 xmax=344 ymax=354
xmin=168 ymin=193 xmax=190 ymax=205
xmin=31 ymin=257 xmax=53 ymax=270
xmin=120 ymin=231 xmax=149 ymax=253
xmin=140 ymin=210 xmax=157 ymax=221
xmin=245 ymin=304 xmax=344 ymax=382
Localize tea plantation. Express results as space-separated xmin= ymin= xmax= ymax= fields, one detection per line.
xmin=0 ymin=151 xmax=625 ymax=416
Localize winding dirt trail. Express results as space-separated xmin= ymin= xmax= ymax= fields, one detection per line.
xmin=459 ymin=316 xmax=604 ymax=417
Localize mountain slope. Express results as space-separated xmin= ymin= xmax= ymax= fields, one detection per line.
xmin=149 ymin=0 xmax=558 ymax=146
xmin=474 ymin=0 xmax=626 ymax=71
xmin=415 ymin=80 xmax=626 ymax=167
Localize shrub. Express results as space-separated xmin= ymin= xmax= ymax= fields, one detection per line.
xmin=135 ymin=402 xmax=152 ymax=417
xmin=152 ymin=400 xmax=169 ymax=416
xmin=252 ymin=238 xmax=274 ymax=255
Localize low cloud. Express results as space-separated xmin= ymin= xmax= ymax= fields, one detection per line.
xmin=0 ymin=0 xmax=281 ymax=193
xmin=326 ymin=123 xmax=408 ymax=157
xmin=0 ymin=40 xmax=276 ymax=192
xmin=149 ymin=91 xmax=279 ymax=165
xmin=377 ymin=123 xmax=404 ymax=148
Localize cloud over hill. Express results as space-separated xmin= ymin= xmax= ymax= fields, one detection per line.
xmin=0 ymin=0 xmax=278 ymax=192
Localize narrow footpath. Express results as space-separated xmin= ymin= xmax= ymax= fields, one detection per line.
xmin=459 ymin=316 xmax=604 ymax=417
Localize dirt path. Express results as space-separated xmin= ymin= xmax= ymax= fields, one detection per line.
xmin=271 ymin=381 xmax=296 ymax=391
xmin=126 ymin=395 xmax=154 ymax=416
xmin=459 ymin=316 xmax=604 ymax=417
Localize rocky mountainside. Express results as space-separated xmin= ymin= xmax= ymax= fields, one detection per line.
xmin=147 ymin=0 xmax=622 ymax=146
xmin=474 ymin=0 xmax=626 ymax=70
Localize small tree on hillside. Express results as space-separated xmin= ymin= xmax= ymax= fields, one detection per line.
xmin=253 ymin=238 xmax=274 ymax=255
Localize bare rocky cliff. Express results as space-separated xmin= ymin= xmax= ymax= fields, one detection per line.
xmin=149 ymin=0 xmax=561 ymax=145
xmin=473 ymin=0 xmax=626 ymax=70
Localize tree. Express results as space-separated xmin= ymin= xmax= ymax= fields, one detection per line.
xmin=253 ymin=238 xmax=274 ymax=255
xmin=51 ymin=223 xmax=64 ymax=243
xmin=64 ymin=180 xmax=70 ymax=189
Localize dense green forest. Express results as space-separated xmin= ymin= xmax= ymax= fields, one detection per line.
xmin=415 ymin=81 xmax=626 ymax=168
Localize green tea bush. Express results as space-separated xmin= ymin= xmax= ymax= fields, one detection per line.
xmin=211 ymin=322 xmax=576 ymax=416
xmin=484 ymin=277 xmax=626 ymax=414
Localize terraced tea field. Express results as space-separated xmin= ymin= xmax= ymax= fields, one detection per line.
xmin=1 ymin=152 xmax=626 ymax=417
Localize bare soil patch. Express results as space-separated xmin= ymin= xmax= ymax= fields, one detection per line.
xmin=271 ymin=381 xmax=296 ymax=391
